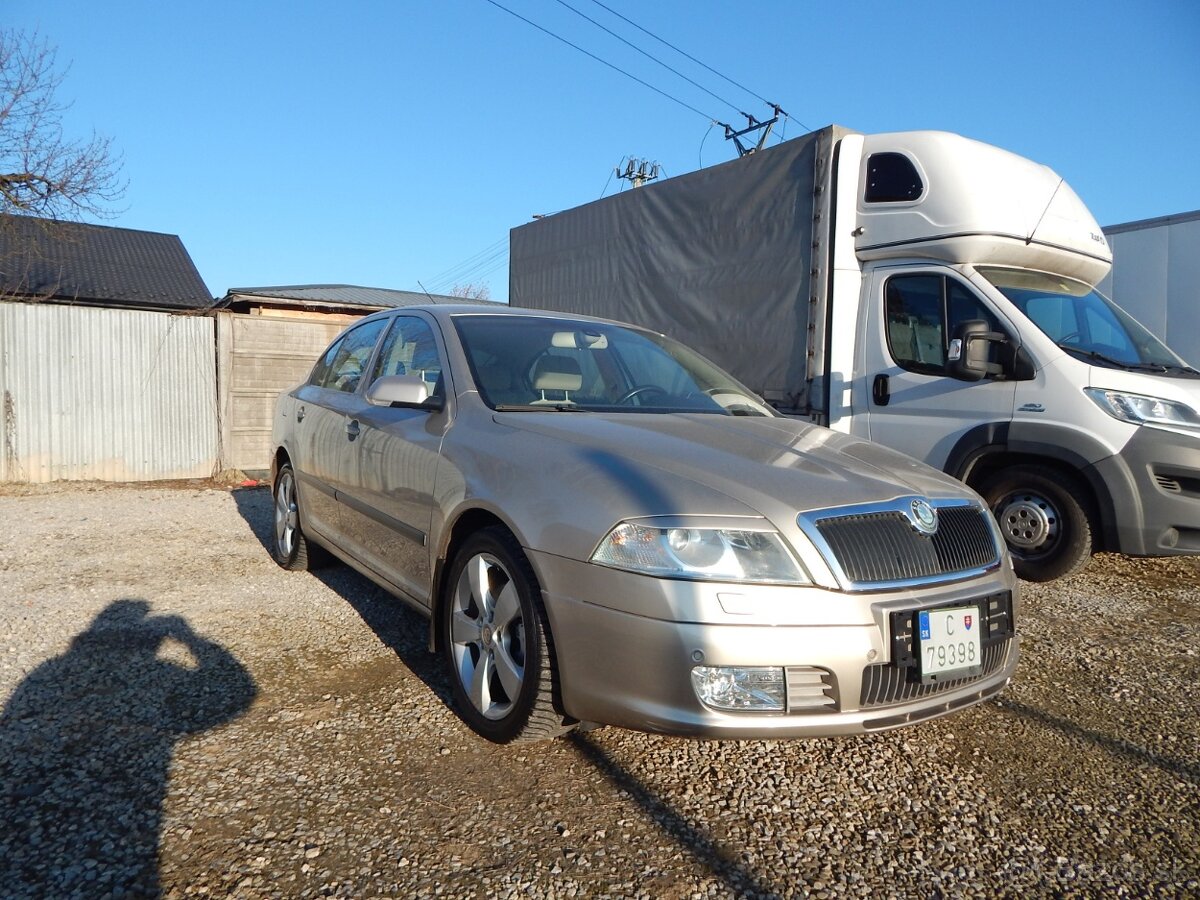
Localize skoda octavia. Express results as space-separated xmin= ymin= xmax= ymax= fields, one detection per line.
xmin=270 ymin=305 xmax=1018 ymax=743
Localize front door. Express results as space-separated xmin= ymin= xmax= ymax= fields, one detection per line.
xmin=859 ymin=267 xmax=1018 ymax=471
xmin=337 ymin=314 xmax=449 ymax=606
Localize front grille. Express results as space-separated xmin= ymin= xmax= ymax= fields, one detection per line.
xmin=861 ymin=590 xmax=1015 ymax=708
xmin=861 ymin=637 xmax=1013 ymax=707
xmin=813 ymin=503 xmax=999 ymax=586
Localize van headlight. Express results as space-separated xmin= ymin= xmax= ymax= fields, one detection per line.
xmin=1084 ymin=388 xmax=1200 ymax=431
xmin=591 ymin=521 xmax=810 ymax=584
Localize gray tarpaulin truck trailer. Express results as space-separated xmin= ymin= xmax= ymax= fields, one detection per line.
xmin=510 ymin=125 xmax=1200 ymax=582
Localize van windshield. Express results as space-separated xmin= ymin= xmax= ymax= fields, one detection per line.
xmin=977 ymin=267 xmax=1197 ymax=374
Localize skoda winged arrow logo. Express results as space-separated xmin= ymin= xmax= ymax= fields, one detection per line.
xmin=909 ymin=499 xmax=939 ymax=535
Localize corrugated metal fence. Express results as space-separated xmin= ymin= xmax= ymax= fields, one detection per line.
xmin=0 ymin=304 xmax=219 ymax=483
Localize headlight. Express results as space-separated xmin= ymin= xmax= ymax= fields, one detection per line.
xmin=590 ymin=521 xmax=810 ymax=584
xmin=1084 ymin=388 xmax=1200 ymax=431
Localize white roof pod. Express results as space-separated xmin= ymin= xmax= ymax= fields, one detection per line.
xmin=853 ymin=131 xmax=1113 ymax=286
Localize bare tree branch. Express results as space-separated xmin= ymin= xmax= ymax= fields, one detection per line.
xmin=450 ymin=283 xmax=492 ymax=301
xmin=0 ymin=29 xmax=124 ymax=221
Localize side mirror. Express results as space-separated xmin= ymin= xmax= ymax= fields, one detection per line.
xmin=947 ymin=320 xmax=1006 ymax=382
xmin=367 ymin=374 xmax=445 ymax=411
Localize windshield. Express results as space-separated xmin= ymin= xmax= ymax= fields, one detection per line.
xmin=453 ymin=315 xmax=776 ymax=416
xmin=977 ymin=267 xmax=1195 ymax=373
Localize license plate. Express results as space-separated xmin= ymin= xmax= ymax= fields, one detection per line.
xmin=917 ymin=605 xmax=982 ymax=682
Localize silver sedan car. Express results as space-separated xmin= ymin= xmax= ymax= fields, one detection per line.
xmin=270 ymin=305 xmax=1018 ymax=743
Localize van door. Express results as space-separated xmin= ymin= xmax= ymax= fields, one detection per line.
xmin=859 ymin=267 xmax=1018 ymax=471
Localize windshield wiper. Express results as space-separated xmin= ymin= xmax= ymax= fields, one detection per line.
xmin=494 ymin=403 xmax=589 ymax=412
xmin=1058 ymin=344 xmax=1169 ymax=372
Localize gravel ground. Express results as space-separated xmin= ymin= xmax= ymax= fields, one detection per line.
xmin=0 ymin=482 xmax=1197 ymax=899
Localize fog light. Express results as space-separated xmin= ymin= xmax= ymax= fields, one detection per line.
xmin=691 ymin=666 xmax=785 ymax=712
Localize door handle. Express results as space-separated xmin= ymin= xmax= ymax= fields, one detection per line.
xmin=296 ymin=405 xmax=306 ymax=422
xmin=872 ymin=374 xmax=890 ymax=407
xmin=345 ymin=419 xmax=361 ymax=439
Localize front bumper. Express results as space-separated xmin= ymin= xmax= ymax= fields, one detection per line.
xmin=1090 ymin=425 xmax=1200 ymax=555
xmin=531 ymin=551 xmax=1019 ymax=738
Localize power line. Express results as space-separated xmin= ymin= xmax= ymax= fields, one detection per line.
xmin=552 ymin=0 xmax=746 ymax=118
xmin=480 ymin=0 xmax=720 ymax=124
xmin=427 ymin=252 xmax=509 ymax=293
xmin=425 ymin=240 xmax=510 ymax=293
xmin=584 ymin=0 xmax=810 ymax=131
xmin=425 ymin=236 xmax=508 ymax=287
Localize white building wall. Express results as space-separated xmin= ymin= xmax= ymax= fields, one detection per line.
xmin=1101 ymin=211 xmax=1200 ymax=367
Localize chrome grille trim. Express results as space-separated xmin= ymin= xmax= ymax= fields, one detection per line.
xmin=798 ymin=497 xmax=1003 ymax=591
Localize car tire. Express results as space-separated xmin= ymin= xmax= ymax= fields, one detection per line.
xmin=979 ymin=465 xmax=1094 ymax=582
xmin=272 ymin=462 xmax=325 ymax=571
xmin=441 ymin=527 xmax=572 ymax=743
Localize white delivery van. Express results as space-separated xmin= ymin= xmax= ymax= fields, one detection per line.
xmin=510 ymin=126 xmax=1200 ymax=581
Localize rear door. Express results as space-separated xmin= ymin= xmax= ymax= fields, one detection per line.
xmin=291 ymin=317 xmax=389 ymax=540
xmin=859 ymin=267 xmax=1018 ymax=469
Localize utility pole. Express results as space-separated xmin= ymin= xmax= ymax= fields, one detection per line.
xmin=722 ymin=103 xmax=786 ymax=157
xmin=615 ymin=157 xmax=661 ymax=189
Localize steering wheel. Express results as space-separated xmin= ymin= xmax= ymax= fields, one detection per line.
xmin=1058 ymin=331 xmax=1081 ymax=344
xmin=616 ymin=385 xmax=668 ymax=405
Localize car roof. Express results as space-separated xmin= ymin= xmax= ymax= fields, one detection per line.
xmin=364 ymin=303 xmax=656 ymax=334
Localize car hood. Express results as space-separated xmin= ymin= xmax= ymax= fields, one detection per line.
xmin=490 ymin=410 xmax=975 ymax=519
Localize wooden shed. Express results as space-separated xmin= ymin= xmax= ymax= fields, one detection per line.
xmin=214 ymin=285 xmax=494 ymax=473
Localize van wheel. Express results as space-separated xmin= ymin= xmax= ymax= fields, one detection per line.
xmin=441 ymin=527 xmax=572 ymax=743
xmin=979 ymin=465 xmax=1094 ymax=582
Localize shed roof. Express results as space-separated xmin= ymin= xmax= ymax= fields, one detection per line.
xmin=0 ymin=214 xmax=213 ymax=311
xmin=222 ymin=284 xmax=499 ymax=310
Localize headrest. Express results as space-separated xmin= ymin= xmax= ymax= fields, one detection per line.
xmin=532 ymin=355 xmax=583 ymax=392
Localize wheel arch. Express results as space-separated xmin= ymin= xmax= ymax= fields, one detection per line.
xmin=949 ymin=426 xmax=1119 ymax=553
xmin=428 ymin=506 xmax=520 ymax=653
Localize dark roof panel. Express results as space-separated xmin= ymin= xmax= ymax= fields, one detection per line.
xmin=0 ymin=215 xmax=213 ymax=310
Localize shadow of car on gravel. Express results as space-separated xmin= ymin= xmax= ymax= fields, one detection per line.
xmin=232 ymin=486 xmax=452 ymax=705
xmin=232 ymin=485 xmax=782 ymax=896
xmin=0 ymin=599 xmax=256 ymax=898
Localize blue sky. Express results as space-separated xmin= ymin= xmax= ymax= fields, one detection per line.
xmin=8 ymin=0 xmax=1199 ymax=301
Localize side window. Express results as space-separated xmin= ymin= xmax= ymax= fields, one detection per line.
xmin=886 ymin=275 xmax=945 ymax=374
xmin=886 ymin=275 xmax=1005 ymax=375
xmin=864 ymin=153 xmax=924 ymax=203
xmin=368 ymin=316 xmax=444 ymax=396
xmin=311 ymin=319 xmax=387 ymax=393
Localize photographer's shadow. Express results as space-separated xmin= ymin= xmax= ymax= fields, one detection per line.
xmin=0 ymin=599 xmax=256 ymax=898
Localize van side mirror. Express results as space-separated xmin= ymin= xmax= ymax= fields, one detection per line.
xmin=948 ymin=320 xmax=1006 ymax=382
xmin=367 ymin=374 xmax=445 ymax=411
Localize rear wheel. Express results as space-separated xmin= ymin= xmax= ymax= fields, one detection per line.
xmin=979 ymin=465 xmax=1094 ymax=582
xmin=272 ymin=463 xmax=325 ymax=571
xmin=441 ymin=527 xmax=571 ymax=743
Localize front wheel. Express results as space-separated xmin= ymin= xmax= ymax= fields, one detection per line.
xmin=979 ymin=465 xmax=1094 ymax=582
xmin=441 ymin=527 xmax=571 ymax=743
